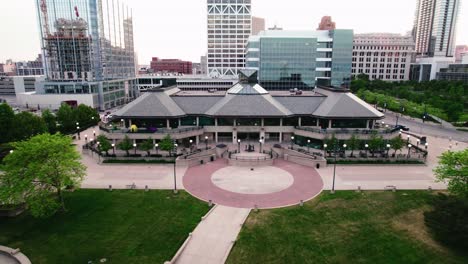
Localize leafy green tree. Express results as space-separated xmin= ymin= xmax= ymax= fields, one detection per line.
xmin=0 ymin=103 xmax=15 ymax=143
xmin=117 ymin=135 xmax=133 ymax=156
xmin=390 ymin=136 xmax=405 ymax=156
xmin=159 ymin=134 xmax=175 ymax=156
xmin=324 ymin=134 xmax=338 ymax=157
xmin=75 ymin=104 xmax=99 ymax=127
xmin=434 ymin=149 xmax=468 ymax=198
xmin=97 ymin=135 xmax=112 ymax=156
xmin=0 ymin=134 xmax=86 ymax=218
xmin=368 ymin=133 xmax=383 ymax=157
xmin=346 ymin=134 xmax=360 ymax=157
xmin=42 ymin=109 xmax=58 ymax=134
xmin=139 ymin=137 xmax=154 ymax=157
xmin=12 ymin=112 xmax=47 ymax=142
xmin=56 ymin=103 xmax=76 ymax=134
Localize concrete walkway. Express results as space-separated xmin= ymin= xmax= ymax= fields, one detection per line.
xmin=174 ymin=205 xmax=250 ymax=264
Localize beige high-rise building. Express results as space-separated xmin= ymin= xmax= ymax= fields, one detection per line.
xmin=252 ymin=16 xmax=265 ymax=35
xmin=352 ymin=33 xmax=415 ymax=81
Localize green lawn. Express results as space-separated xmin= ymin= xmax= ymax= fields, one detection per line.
xmin=227 ymin=191 xmax=468 ymax=264
xmin=0 ymin=190 xmax=209 ymax=264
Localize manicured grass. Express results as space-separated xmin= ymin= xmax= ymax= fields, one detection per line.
xmin=227 ymin=191 xmax=468 ymax=264
xmin=0 ymin=190 xmax=209 ymax=264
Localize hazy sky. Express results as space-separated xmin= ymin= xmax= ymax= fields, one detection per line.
xmin=0 ymin=0 xmax=466 ymax=64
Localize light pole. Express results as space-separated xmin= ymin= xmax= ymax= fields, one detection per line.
xmin=259 ymin=139 xmax=263 ymax=153
xmin=291 ymin=136 xmax=295 ymax=149
xmin=133 ymin=143 xmax=137 ymax=155
xmin=237 ymin=139 xmax=241 ymax=153
xmin=205 ymin=136 xmax=209 ymax=150
xmin=425 ymin=143 xmax=428 ymax=150
xmin=386 ymin=144 xmax=391 ymax=158
xmin=189 ymin=139 xmax=193 ymax=151
xmin=407 ymin=144 xmax=412 ymax=158
xmin=417 ymin=139 xmax=420 ymax=147
xmin=77 ymin=126 xmax=80 ymax=140
xmin=84 ymin=134 xmax=88 ymax=144
xmin=407 ymin=135 xmax=410 ymax=143
xmin=343 ymin=144 xmax=347 ymax=158
xmin=173 ymin=143 xmax=178 ymax=193
xmin=93 ymin=130 xmax=96 ymax=138
xmin=365 ymin=143 xmax=369 ymax=158
xmin=155 ymin=143 xmax=159 ymax=155
xmin=307 ymin=139 xmax=311 ymax=153
xmin=323 ymin=144 xmax=327 ymax=157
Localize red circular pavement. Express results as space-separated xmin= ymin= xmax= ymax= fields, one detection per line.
xmin=183 ymin=159 xmax=323 ymax=209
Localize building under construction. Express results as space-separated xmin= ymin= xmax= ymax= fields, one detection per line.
xmin=24 ymin=0 xmax=139 ymax=110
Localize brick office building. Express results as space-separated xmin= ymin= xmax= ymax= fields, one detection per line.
xmin=150 ymin=57 xmax=193 ymax=74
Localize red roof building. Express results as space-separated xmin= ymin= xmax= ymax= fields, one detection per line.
xmin=150 ymin=57 xmax=193 ymax=74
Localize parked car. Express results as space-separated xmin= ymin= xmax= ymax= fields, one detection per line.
xmin=395 ymin=125 xmax=410 ymax=131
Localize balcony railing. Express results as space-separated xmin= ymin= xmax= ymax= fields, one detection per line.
xmin=100 ymin=125 xmax=203 ymax=134
xmin=295 ymin=126 xmax=396 ymax=135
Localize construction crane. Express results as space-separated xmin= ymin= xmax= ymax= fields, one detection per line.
xmin=40 ymin=0 xmax=50 ymax=36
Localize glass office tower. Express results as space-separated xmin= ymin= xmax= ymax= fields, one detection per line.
xmin=246 ymin=29 xmax=353 ymax=90
xmin=35 ymin=0 xmax=137 ymax=110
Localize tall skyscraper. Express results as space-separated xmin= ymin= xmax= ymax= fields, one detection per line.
xmin=413 ymin=0 xmax=460 ymax=57
xmin=317 ymin=16 xmax=336 ymax=30
xmin=207 ymin=0 xmax=252 ymax=77
xmin=33 ymin=0 xmax=138 ymax=110
xmin=252 ymin=16 xmax=265 ymax=35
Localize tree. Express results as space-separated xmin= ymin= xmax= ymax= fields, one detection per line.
xmin=75 ymin=104 xmax=99 ymax=127
xmin=12 ymin=112 xmax=47 ymax=142
xmin=0 ymin=103 xmax=15 ymax=143
xmin=390 ymin=136 xmax=405 ymax=156
xmin=434 ymin=149 xmax=468 ymax=198
xmin=117 ymin=135 xmax=133 ymax=156
xmin=42 ymin=109 xmax=58 ymax=134
xmin=368 ymin=133 xmax=383 ymax=157
xmin=97 ymin=135 xmax=112 ymax=156
xmin=159 ymin=134 xmax=175 ymax=156
xmin=0 ymin=134 xmax=86 ymax=218
xmin=139 ymin=137 xmax=154 ymax=157
xmin=56 ymin=103 xmax=76 ymax=134
xmin=324 ymin=134 xmax=338 ymax=157
xmin=346 ymin=134 xmax=360 ymax=157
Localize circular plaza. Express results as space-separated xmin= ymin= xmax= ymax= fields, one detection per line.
xmin=183 ymin=159 xmax=324 ymax=209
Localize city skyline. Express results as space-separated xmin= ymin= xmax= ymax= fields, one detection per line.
xmin=0 ymin=0 xmax=466 ymax=64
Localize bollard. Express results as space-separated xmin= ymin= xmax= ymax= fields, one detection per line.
xmin=428 ymin=186 xmax=432 ymax=192
xmin=108 ymin=185 xmax=112 ymax=192
xmin=145 ymin=185 xmax=149 ymax=192
xmin=356 ymin=186 xmax=361 ymax=193
xmin=392 ymin=186 xmax=396 ymax=192
xmin=300 ymin=200 xmax=304 ymax=207
xmin=209 ymin=199 xmax=213 ymax=207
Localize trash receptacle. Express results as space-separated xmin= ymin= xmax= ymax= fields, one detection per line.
xmin=316 ymin=163 xmax=320 ymax=169
xmin=200 ymin=160 xmax=204 ymax=165
xmin=210 ymin=155 xmax=214 ymax=162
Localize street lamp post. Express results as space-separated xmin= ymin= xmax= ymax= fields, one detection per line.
xmin=77 ymin=126 xmax=80 ymax=140
xmin=290 ymin=136 xmax=294 ymax=149
xmin=205 ymin=136 xmax=209 ymax=150
xmin=386 ymin=144 xmax=391 ymax=158
xmin=155 ymin=143 xmax=159 ymax=155
xmin=331 ymin=143 xmax=346 ymax=194
xmin=365 ymin=143 xmax=369 ymax=158
xmin=407 ymin=135 xmax=410 ymax=143
xmin=111 ymin=143 xmax=115 ymax=155
xmin=323 ymin=144 xmax=327 ymax=157
xmin=189 ymin=139 xmax=193 ymax=152
xmin=407 ymin=144 xmax=412 ymax=158
xmin=84 ymin=134 xmax=88 ymax=144
xmin=259 ymin=139 xmax=263 ymax=153
xmin=93 ymin=130 xmax=96 ymax=138
xmin=133 ymin=143 xmax=137 ymax=155
xmin=237 ymin=139 xmax=241 ymax=153
xmin=425 ymin=143 xmax=428 ymax=150
xmin=173 ymin=143 xmax=178 ymax=193
xmin=307 ymin=139 xmax=311 ymax=153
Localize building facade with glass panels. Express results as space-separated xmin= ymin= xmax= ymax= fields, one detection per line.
xmin=31 ymin=0 xmax=138 ymax=110
xmin=246 ymin=30 xmax=353 ymax=90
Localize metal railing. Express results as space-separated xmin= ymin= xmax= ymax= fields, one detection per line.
xmin=295 ymin=126 xmax=396 ymax=135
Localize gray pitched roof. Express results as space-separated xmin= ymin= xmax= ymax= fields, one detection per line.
xmin=205 ymin=94 xmax=293 ymax=117
xmin=274 ymin=96 xmax=325 ymax=115
xmin=313 ymin=89 xmax=384 ymax=118
xmin=113 ymin=91 xmax=185 ymax=118
xmin=172 ymin=96 xmax=222 ymax=114
xmin=227 ymin=83 xmax=268 ymax=95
